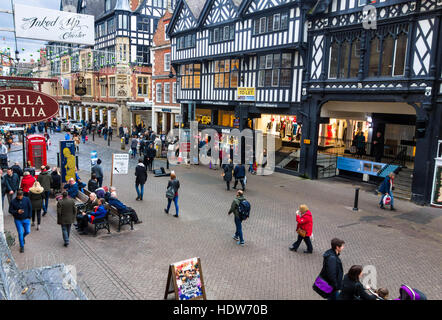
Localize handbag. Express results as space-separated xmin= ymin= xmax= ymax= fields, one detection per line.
xmin=312 ymin=276 xmax=333 ymax=299
xmin=297 ymin=228 xmax=307 ymax=238
xmin=166 ymin=186 xmax=175 ymax=199
xmin=383 ymin=194 xmax=391 ymax=206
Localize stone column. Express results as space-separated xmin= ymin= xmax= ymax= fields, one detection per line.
xmin=85 ymin=107 xmax=89 ymax=122
xmin=99 ymin=108 xmax=104 ymax=124
xmin=79 ymin=106 xmax=83 ymax=121
xmin=92 ymin=108 xmax=96 ymax=122
xmin=107 ymin=109 xmax=112 ymax=127
xmin=59 ymin=107 xmax=63 ymax=117
xmin=151 ymin=108 xmax=156 ymax=133
xmin=68 ymin=105 xmax=72 ymax=118
xmin=170 ymin=113 xmax=174 ymax=131
xmin=162 ymin=112 xmax=167 ymax=134
xmin=73 ymin=106 xmax=77 ymax=120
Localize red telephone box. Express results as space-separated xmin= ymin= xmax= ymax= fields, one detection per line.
xmin=26 ymin=134 xmax=47 ymax=169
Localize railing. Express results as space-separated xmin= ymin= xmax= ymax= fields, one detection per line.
xmin=377 ymin=147 xmax=407 ymax=176
xmin=317 ymin=136 xmax=411 ymax=167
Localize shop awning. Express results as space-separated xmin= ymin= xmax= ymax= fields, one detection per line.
xmin=128 ymin=101 xmax=153 ymax=111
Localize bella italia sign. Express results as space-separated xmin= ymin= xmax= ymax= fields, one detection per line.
xmin=14 ymin=4 xmax=95 ymax=45
xmin=0 ymin=90 xmax=59 ymax=124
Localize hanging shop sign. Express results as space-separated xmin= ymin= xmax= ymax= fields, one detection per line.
xmin=237 ymin=87 xmax=255 ymax=101
xmin=164 ymin=257 xmax=206 ymax=300
xmin=75 ymin=76 xmax=87 ymax=96
xmin=0 ymin=89 xmax=59 ymax=124
xmin=14 ymin=4 xmax=95 ymax=45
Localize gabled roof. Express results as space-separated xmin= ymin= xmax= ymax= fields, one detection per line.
xmin=198 ymin=0 xmax=241 ymax=27
xmin=167 ymin=0 xmax=201 ymax=35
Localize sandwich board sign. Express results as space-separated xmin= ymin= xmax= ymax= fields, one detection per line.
xmin=110 ymin=153 xmax=129 ymax=186
xmin=164 ymin=257 xmax=206 ymax=300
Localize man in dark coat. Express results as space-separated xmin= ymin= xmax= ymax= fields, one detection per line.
xmin=91 ymin=159 xmax=104 ymax=187
xmin=108 ymin=126 xmax=113 ymax=141
xmin=373 ymin=131 xmax=384 ymax=163
xmin=57 ymin=191 xmax=77 ymax=247
xmin=320 ymin=238 xmax=345 ymax=300
xmin=63 ymin=178 xmax=79 ymax=199
xmin=5 ymin=168 xmax=20 ymax=205
xmin=11 ymin=162 xmax=23 ymax=178
xmin=135 ymin=159 xmax=147 ymax=201
xmin=233 ymin=163 xmax=246 ymax=191
xmin=37 ymin=166 xmax=53 ymax=215
xmin=379 ymin=172 xmax=395 ymax=210
xmin=222 ymin=160 xmax=234 ymax=191
xmin=108 ymin=192 xmax=142 ymax=224
xmin=9 ymin=190 xmax=32 ymax=253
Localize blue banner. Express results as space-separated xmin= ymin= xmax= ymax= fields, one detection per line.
xmin=337 ymin=157 xmax=387 ymax=176
xmin=60 ymin=140 xmax=76 ymax=183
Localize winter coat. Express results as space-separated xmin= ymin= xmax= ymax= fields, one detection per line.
xmin=29 ymin=188 xmax=44 ymax=211
xmin=5 ymin=172 xmax=20 ymax=192
xmin=51 ymin=172 xmax=61 ymax=189
xmin=108 ymin=198 xmax=129 ymax=213
xmin=222 ymin=164 xmax=234 ymax=182
xmin=37 ymin=171 xmax=53 ymax=192
xmin=379 ymin=176 xmax=393 ymax=194
xmin=131 ymin=139 xmax=138 ymax=149
xmin=95 ymin=188 xmax=105 ymax=199
xmin=64 ymin=183 xmax=79 ymax=199
xmin=24 ymin=167 xmax=35 ymax=177
xmin=1 ymin=174 xmax=6 ymax=194
xmin=91 ymin=164 xmax=103 ymax=178
xmin=167 ymin=179 xmax=180 ymax=197
xmin=89 ymin=205 xmax=107 ymax=220
xmin=228 ymin=195 xmax=246 ymax=219
xmin=87 ymin=179 xmax=99 ymax=192
xmin=135 ymin=163 xmax=148 ymax=185
xmin=319 ymin=249 xmax=344 ymax=291
xmin=9 ymin=196 xmax=32 ymax=220
xmin=84 ymin=198 xmax=99 ymax=212
xmin=57 ymin=197 xmax=77 ymax=225
xmin=11 ymin=164 xmax=23 ymax=178
xmin=21 ymin=175 xmax=36 ymax=193
xmin=233 ymin=164 xmax=246 ymax=179
xmin=146 ymin=147 xmax=156 ymax=159
xmin=338 ymin=274 xmax=376 ymax=300
xmin=296 ymin=210 xmax=313 ymax=237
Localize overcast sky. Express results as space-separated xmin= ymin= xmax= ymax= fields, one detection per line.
xmin=0 ymin=0 xmax=60 ymax=62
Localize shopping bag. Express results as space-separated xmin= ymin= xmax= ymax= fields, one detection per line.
xmin=85 ymin=135 xmax=88 ymax=141
xmin=383 ymin=194 xmax=391 ymax=206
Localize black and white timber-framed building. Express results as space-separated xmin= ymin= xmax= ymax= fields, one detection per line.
xmin=168 ymin=0 xmax=442 ymax=205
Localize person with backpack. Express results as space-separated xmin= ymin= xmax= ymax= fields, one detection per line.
xmin=315 ymin=238 xmax=345 ymax=300
xmin=164 ymin=172 xmax=180 ymax=217
xmin=228 ymin=190 xmax=250 ymax=246
xmin=233 ymin=163 xmax=246 ymax=191
xmin=289 ymin=204 xmax=313 ymax=253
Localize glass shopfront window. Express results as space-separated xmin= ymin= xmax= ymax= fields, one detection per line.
xmin=196 ymin=108 xmax=212 ymax=125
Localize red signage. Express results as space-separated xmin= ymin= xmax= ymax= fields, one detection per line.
xmin=0 ymin=89 xmax=59 ymax=124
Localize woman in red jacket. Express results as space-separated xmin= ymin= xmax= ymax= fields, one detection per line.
xmin=289 ymin=204 xmax=313 ymax=254
xmin=21 ymin=171 xmax=36 ymax=197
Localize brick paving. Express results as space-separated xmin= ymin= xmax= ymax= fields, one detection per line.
xmin=3 ymin=131 xmax=442 ymax=300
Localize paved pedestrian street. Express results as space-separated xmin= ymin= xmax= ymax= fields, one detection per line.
xmin=4 ymin=132 xmax=442 ymax=300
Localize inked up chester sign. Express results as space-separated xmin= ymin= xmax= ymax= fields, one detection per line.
xmin=0 ymin=90 xmax=59 ymax=124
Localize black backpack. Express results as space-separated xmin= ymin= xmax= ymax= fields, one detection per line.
xmin=238 ymin=199 xmax=251 ymax=220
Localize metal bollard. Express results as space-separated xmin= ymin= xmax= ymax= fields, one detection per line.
xmin=353 ymin=188 xmax=360 ymax=211
xmin=75 ymin=156 xmax=79 ymax=170
xmin=57 ymin=152 xmax=60 ymax=168
xmin=166 ymin=158 xmax=169 ymax=170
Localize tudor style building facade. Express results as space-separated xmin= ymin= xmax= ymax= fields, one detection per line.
xmin=169 ymin=0 xmax=442 ymax=205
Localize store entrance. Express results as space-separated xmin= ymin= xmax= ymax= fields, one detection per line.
xmin=254 ymin=114 xmax=302 ymax=172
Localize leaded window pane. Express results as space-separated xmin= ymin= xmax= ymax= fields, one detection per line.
xmin=393 ymin=33 xmax=407 ymax=76
xmin=329 ymin=41 xmax=339 ymax=78
xmin=381 ymin=35 xmax=394 ymax=76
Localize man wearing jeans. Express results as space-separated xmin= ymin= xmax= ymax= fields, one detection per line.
xmin=228 ymin=190 xmax=246 ymax=246
xmin=37 ymin=165 xmax=53 ymax=215
xmin=57 ymin=192 xmax=77 ymax=247
xmin=9 ymin=190 xmax=32 ymax=253
xmin=4 ymin=168 xmax=20 ymax=206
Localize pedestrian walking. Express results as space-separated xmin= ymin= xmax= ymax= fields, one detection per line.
xmin=316 ymin=238 xmax=345 ymax=300
xmin=379 ymin=172 xmax=395 ymax=210
xmin=144 ymin=144 xmax=156 ymax=172
xmin=135 ymin=159 xmax=147 ymax=201
xmin=51 ymin=167 xmax=62 ymax=195
xmin=29 ymin=181 xmax=44 ymax=230
xmin=21 ymin=171 xmax=36 ymax=197
xmin=108 ymin=126 xmax=113 ymax=141
xmin=73 ymin=134 xmax=80 ymax=152
xmin=11 ymin=162 xmax=23 ymax=179
xmin=164 ymin=172 xmax=180 ymax=217
xmin=131 ymin=136 xmax=138 ymax=159
xmin=227 ymin=190 xmax=250 ymax=246
xmin=102 ymin=126 xmax=108 ymax=141
xmin=222 ymin=159 xmax=234 ymax=191
xmin=81 ymin=127 xmax=87 ymax=144
xmin=5 ymin=168 xmax=20 ymax=205
xmin=37 ymin=165 xmax=52 ymax=215
xmin=119 ymin=125 xmax=124 ymax=138
xmin=338 ymin=265 xmax=377 ymax=300
xmin=233 ymin=163 xmax=246 ymax=191
xmin=373 ymin=131 xmax=384 ymax=163
xmin=64 ymin=132 xmax=70 ymax=140
xmin=57 ymin=191 xmax=77 ymax=247
xmin=1 ymin=169 xmax=6 ymax=209
xmin=24 ymin=161 xmax=36 ymax=177
xmin=8 ymin=190 xmax=32 ymax=253
xmin=91 ymin=159 xmax=104 ymax=187
xmin=289 ymin=204 xmax=313 ymax=253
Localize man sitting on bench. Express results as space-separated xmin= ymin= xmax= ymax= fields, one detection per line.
xmin=77 ymin=198 xmax=107 ymax=235
xmin=64 ymin=178 xmax=79 ymax=199
xmin=76 ymin=192 xmax=99 ymax=231
xmin=108 ymin=192 xmax=142 ymax=224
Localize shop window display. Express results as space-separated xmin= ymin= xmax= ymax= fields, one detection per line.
xmin=257 ymin=115 xmax=301 ymax=142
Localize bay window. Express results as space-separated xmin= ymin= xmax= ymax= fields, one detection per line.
xmin=258 ymin=53 xmax=291 ymax=87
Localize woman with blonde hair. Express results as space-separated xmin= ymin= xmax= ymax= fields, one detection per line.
xmin=164 ymin=171 xmax=180 ymax=217
xmin=289 ymin=204 xmax=313 ymax=253
xmin=29 ymin=181 xmax=45 ymax=230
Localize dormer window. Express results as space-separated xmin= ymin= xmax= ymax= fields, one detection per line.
xmin=105 ymin=0 xmax=111 ymax=12
xmin=254 ymin=12 xmax=289 ymax=35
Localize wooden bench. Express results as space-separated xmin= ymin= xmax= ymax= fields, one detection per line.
xmin=106 ymin=204 xmax=134 ymax=232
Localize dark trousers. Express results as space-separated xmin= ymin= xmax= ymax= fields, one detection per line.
xmin=97 ymin=177 xmax=103 ymax=187
xmin=32 ymin=209 xmax=41 ymax=225
xmin=77 ymin=214 xmax=89 ymax=232
xmin=233 ymin=178 xmax=245 ymax=190
xmin=226 ymin=180 xmax=230 ymax=190
xmin=43 ymin=191 xmax=50 ymax=213
xmin=291 ymin=234 xmax=313 ymax=253
xmin=123 ymin=207 xmax=139 ymax=222
xmin=147 ymin=159 xmax=154 ymax=171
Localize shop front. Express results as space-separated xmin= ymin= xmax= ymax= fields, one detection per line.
xmin=152 ymin=105 xmax=181 ymax=135
xmin=128 ymin=101 xmax=153 ymax=131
